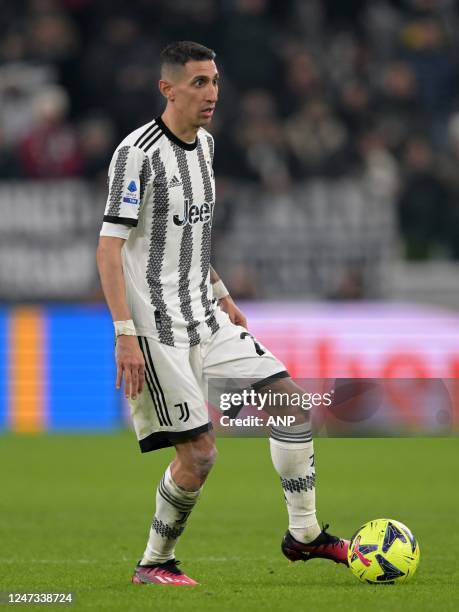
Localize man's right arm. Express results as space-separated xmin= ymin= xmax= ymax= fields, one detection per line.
xmin=96 ymin=236 xmax=144 ymax=399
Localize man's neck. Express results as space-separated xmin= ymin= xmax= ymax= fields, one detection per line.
xmin=161 ymin=109 xmax=198 ymax=144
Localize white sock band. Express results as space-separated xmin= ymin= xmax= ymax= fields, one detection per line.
xmin=270 ymin=421 xmax=313 ymax=446
xmin=141 ymin=466 xmax=201 ymax=565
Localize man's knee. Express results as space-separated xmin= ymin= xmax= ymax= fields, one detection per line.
xmin=176 ymin=433 xmax=218 ymax=479
xmin=190 ymin=439 xmax=218 ymax=477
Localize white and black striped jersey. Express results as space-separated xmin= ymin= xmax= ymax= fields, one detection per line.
xmin=100 ymin=116 xmax=221 ymax=348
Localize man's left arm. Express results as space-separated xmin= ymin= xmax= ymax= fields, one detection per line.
xmin=210 ymin=266 xmax=247 ymax=329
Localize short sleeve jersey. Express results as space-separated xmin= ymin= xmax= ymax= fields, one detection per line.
xmin=100 ymin=117 xmax=219 ymax=348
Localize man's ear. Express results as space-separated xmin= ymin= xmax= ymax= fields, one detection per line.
xmin=159 ymin=79 xmax=175 ymax=101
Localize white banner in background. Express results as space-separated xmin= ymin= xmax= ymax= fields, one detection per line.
xmin=1 ymin=181 xmax=105 ymax=299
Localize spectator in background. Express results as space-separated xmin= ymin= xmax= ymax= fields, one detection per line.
xmin=79 ymin=116 xmax=114 ymax=186
xmin=398 ymin=136 xmax=450 ymax=259
xmin=19 ymin=85 xmax=83 ymax=178
xmin=155 ymin=0 xmax=222 ymax=51
xmin=0 ymin=31 xmax=56 ymax=152
xmin=363 ymin=0 xmax=402 ymax=61
xmin=338 ymin=79 xmax=374 ymax=135
xmin=399 ymin=16 xmax=458 ymax=146
xmin=376 ymin=61 xmax=424 ymax=153
xmin=280 ymin=49 xmax=323 ymax=116
xmin=232 ymin=90 xmax=293 ymax=188
xmin=357 ymin=126 xmax=399 ymax=198
xmin=27 ymin=9 xmax=80 ymax=68
xmin=80 ymin=15 xmax=160 ymax=135
xmin=27 ymin=4 xmax=82 ymax=112
xmin=284 ymin=98 xmax=349 ymax=178
xmin=222 ymin=0 xmax=282 ymax=91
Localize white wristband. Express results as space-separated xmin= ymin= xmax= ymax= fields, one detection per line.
xmin=212 ymin=279 xmax=229 ymax=300
xmin=114 ymin=319 xmax=137 ymax=337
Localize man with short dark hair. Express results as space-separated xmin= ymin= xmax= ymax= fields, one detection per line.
xmin=97 ymin=40 xmax=348 ymax=586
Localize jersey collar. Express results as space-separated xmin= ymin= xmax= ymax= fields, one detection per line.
xmin=155 ymin=116 xmax=197 ymax=151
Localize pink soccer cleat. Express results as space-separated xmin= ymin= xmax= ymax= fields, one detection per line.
xmin=282 ymin=524 xmax=349 ymax=565
xmin=132 ymin=559 xmax=198 ymax=586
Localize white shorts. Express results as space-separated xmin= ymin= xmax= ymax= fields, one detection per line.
xmin=129 ymin=312 xmax=287 ymax=452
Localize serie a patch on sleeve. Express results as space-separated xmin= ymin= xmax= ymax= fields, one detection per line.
xmin=122 ymin=179 xmax=140 ymax=205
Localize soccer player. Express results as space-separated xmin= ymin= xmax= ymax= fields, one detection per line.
xmin=97 ymin=41 xmax=349 ymax=586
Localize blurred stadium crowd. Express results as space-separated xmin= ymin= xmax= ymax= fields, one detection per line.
xmin=1 ymin=0 xmax=458 ymax=268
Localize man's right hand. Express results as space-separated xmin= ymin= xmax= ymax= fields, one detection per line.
xmin=115 ymin=335 xmax=145 ymax=400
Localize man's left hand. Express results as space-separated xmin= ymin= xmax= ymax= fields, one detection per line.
xmin=219 ymin=295 xmax=248 ymax=329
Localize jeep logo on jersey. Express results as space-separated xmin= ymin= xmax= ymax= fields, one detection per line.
xmin=173 ymin=199 xmax=213 ymax=227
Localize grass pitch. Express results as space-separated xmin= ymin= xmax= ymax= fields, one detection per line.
xmin=0 ymin=433 xmax=458 ymax=611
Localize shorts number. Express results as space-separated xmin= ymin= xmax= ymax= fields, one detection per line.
xmin=240 ymin=331 xmax=265 ymax=356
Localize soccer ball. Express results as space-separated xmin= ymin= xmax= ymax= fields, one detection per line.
xmin=348 ymin=518 xmax=420 ymax=584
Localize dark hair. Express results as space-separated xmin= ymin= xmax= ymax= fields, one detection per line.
xmin=160 ymin=41 xmax=216 ymax=68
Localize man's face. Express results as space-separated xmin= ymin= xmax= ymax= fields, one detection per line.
xmin=162 ymin=60 xmax=219 ymax=127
